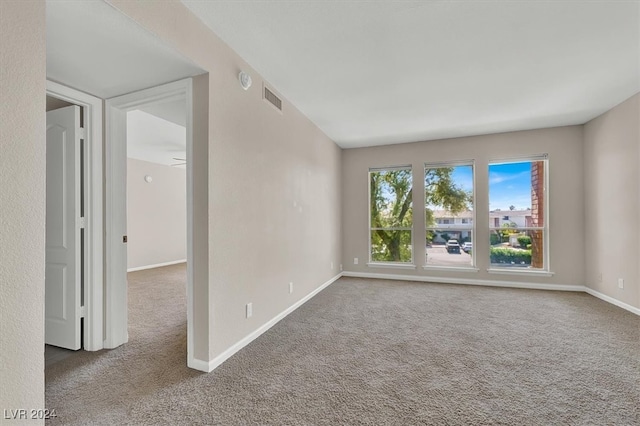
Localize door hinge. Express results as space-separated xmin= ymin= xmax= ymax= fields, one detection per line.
xmin=80 ymin=305 xmax=87 ymax=318
xmin=79 ymin=217 xmax=86 ymax=228
xmin=79 ymin=127 xmax=86 ymax=139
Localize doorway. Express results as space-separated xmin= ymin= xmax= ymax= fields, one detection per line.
xmin=125 ymin=95 xmax=189 ymax=355
xmin=105 ymin=79 xmax=196 ymax=365
xmin=126 ymin=104 xmax=188 ymax=273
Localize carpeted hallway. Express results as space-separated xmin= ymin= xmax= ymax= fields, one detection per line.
xmin=45 ymin=264 xmax=640 ymax=425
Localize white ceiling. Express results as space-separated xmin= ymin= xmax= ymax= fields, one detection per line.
xmin=182 ymin=0 xmax=640 ymax=148
xmin=138 ymin=100 xmax=187 ymax=128
xmin=127 ymin=110 xmax=186 ymax=168
xmin=46 ymin=0 xmax=203 ymax=99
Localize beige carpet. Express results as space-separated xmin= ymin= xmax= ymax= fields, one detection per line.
xmin=46 ymin=264 xmax=640 ymax=425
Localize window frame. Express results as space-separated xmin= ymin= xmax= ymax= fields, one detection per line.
xmin=368 ymin=165 xmax=415 ymax=267
xmin=424 ymin=160 xmax=476 ymax=270
xmin=487 ymin=155 xmax=550 ymax=274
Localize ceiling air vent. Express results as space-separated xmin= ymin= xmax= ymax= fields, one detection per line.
xmin=264 ymin=86 xmax=282 ymax=112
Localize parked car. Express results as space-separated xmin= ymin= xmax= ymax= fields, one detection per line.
xmin=462 ymin=242 xmax=473 ymax=253
xmin=446 ymin=240 xmax=460 ymax=254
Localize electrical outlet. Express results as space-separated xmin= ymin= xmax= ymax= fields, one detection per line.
xmin=618 ymin=278 xmax=624 ymax=289
xmin=289 ymin=282 xmax=293 ymax=294
xmin=354 ymin=257 xmax=358 ymax=265
xmin=246 ymin=303 xmax=253 ymax=318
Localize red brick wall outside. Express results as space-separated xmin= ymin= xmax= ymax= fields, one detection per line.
xmin=530 ymin=161 xmax=544 ymax=268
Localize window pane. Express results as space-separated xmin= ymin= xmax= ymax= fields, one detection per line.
xmin=371 ymin=230 xmax=412 ymax=263
xmin=490 ymin=231 xmax=542 ymax=268
xmin=488 ymin=161 xmax=544 ymax=227
xmin=426 ymin=230 xmax=473 ymax=267
xmin=489 ymin=160 xmax=546 ymax=270
xmin=425 ymin=164 xmax=473 ymax=227
xmin=370 ymin=168 xmax=413 ymax=263
xmin=370 ymin=169 xmax=413 ymax=228
xmin=425 ymin=164 xmax=473 ymax=267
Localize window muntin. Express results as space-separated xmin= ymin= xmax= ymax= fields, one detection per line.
xmin=369 ymin=167 xmax=413 ymax=263
xmin=488 ymin=158 xmax=547 ymax=270
xmin=425 ymin=163 xmax=474 ymax=268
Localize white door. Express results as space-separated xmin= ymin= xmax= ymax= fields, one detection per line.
xmin=45 ymin=105 xmax=82 ymax=350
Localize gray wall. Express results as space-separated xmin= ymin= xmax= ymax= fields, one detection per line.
xmin=342 ymin=126 xmax=585 ymax=287
xmin=0 ymin=0 xmax=46 ymax=415
xmin=127 ymin=158 xmax=187 ymax=270
xmin=109 ymin=0 xmax=343 ymax=360
xmin=584 ymin=93 xmax=640 ymax=309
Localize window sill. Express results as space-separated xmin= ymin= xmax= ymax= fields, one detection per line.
xmin=422 ymin=266 xmax=479 ymax=273
xmin=487 ymin=268 xmax=554 ymax=277
xmin=367 ymin=262 xmax=417 ymax=270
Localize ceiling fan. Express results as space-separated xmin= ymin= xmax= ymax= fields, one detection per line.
xmin=171 ymin=157 xmax=186 ymax=167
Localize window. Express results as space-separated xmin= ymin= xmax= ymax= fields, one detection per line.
xmin=425 ymin=163 xmax=474 ymax=267
xmin=369 ymin=167 xmax=413 ymax=263
xmin=488 ymin=157 xmax=547 ymax=270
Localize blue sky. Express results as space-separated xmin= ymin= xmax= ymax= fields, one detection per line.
xmin=426 ymin=163 xmax=532 ymax=211
xmin=451 ymin=166 xmax=473 ymax=191
xmin=488 ymin=162 xmax=532 ymax=211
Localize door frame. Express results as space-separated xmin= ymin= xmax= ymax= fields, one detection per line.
xmin=46 ymin=80 xmax=104 ymax=351
xmin=104 ymin=79 xmax=194 ymax=361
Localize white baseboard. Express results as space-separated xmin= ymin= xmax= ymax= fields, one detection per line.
xmin=342 ymin=271 xmax=585 ymax=292
xmin=127 ymin=259 xmax=187 ymax=272
xmin=203 ymin=273 xmax=343 ymax=373
xmin=584 ymin=287 xmax=640 ymax=316
xmin=344 ymin=271 xmax=639 ymax=316
xmin=187 ymin=356 xmax=211 ymax=373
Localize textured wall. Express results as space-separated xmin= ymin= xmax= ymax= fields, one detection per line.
xmin=0 ymin=0 xmax=46 ymax=418
xmin=107 ymin=0 xmax=343 ymax=362
xmin=342 ymin=126 xmax=585 ymax=287
xmin=584 ymin=93 xmax=640 ymax=309
xmin=127 ymin=158 xmax=187 ymax=270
